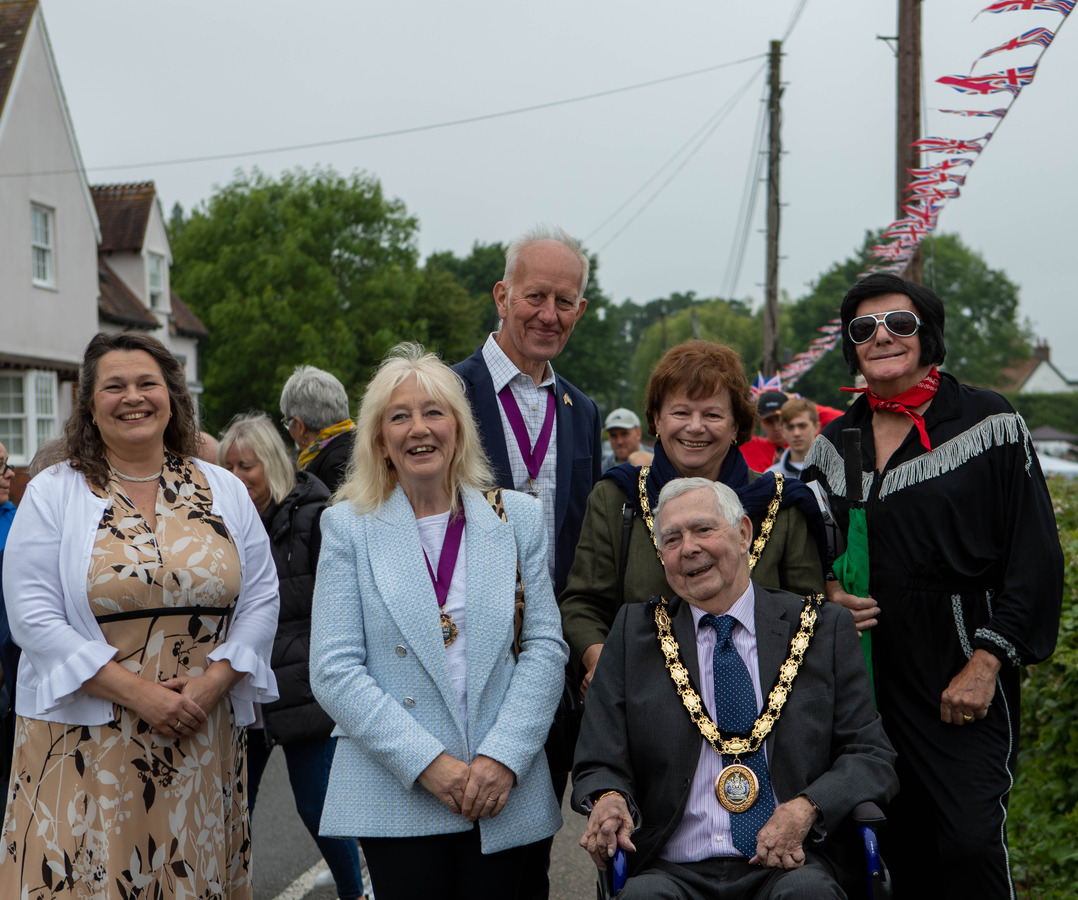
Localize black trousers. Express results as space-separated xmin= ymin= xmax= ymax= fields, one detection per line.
xmin=361 ymin=826 xmax=533 ymax=900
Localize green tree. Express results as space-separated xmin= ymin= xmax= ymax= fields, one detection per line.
xmin=169 ymin=166 xmax=420 ymax=430
xmin=425 ymin=241 xmax=506 ymax=339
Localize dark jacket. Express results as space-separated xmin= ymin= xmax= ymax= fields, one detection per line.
xmin=259 ymin=471 xmax=335 ymax=745
xmin=453 ymin=346 xmax=603 ymax=596
xmin=303 ymin=429 xmax=355 ymax=496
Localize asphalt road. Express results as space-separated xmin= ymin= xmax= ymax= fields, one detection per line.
xmin=251 ymin=750 xmax=596 ymax=900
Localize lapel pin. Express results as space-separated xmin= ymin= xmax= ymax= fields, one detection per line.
xmin=563 ymin=393 xmax=572 ymax=406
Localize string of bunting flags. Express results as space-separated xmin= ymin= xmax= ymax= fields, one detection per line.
xmin=766 ymin=0 xmax=1073 ymax=392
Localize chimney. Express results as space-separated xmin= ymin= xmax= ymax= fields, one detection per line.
xmin=1033 ymin=341 xmax=1050 ymax=362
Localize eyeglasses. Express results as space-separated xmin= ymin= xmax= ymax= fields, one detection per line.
xmin=848 ymin=310 xmax=922 ymax=345
xmin=280 ymin=417 xmax=295 ymax=431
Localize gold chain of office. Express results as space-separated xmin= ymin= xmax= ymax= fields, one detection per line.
xmin=638 ymin=468 xmax=785 ymax=571
xmin=651 ymin=593 xmax=822 ymax=757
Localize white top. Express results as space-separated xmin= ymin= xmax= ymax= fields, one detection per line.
xmin=416 ymin=511 xmax=469 ymax=735
xmin=2 ymin=458 xmax=280 ymax=726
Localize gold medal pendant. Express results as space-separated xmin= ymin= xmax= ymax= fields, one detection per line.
xmin=441 ymin=611 xmax=459 ymax=646
xmin=715 ymin=763 xmax=759 ymax=813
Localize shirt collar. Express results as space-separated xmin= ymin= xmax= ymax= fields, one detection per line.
xmin=690 ymin=581 xmax=756 ymax=636
xmin=482 ymin=333 xmax=556 ymax=391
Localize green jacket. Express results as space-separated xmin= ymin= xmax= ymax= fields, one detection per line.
xmin=559 ymin=474 xmax=825 ymax=671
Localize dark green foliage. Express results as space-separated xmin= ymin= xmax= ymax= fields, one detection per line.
xmin=1008 ymin=393 xmax=1078 ymax=435
xmin=1010 ymin=477 xmax=1078 ymax=898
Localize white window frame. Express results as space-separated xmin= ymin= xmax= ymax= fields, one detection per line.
xmin=148 ymin=251 xmax=166 ymax=310
xmin=31 ymin=203 xmax=56 ymax=288
xmin=0 ymin=370 xmax=59 ymax=466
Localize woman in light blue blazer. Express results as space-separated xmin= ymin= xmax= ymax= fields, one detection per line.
xmin=310 ymin=343 xmax=568 ymax=900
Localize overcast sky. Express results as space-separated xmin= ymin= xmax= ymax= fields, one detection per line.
xmin=37 ymin=0 xmax=1078 ymax=377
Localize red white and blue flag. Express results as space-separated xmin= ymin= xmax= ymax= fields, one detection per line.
xmin=907 ymin=158 xmax=975 ymax=178
xmin=751 ymin=373 xmax=783 ymax=397
xmin=937 ymin=108 xmax=1009 ymax=118
xmin=910 ymin=134 xmax=991 ymax=154
xmin=906 ymin=184 xmax=961 ymax=201
xmin=977 ymin=0 xmax=1073 ymax=15
xmin=978 ymin=27 xmax=1056 ymax=60
xmin=938 ymin=65 xmax=1038 ymax=95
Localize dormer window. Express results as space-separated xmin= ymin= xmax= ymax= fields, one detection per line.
xmin=31 ymin=203 xmax=55 ymax=288
xmin=148 ymin=252 xmax=165 ymax=309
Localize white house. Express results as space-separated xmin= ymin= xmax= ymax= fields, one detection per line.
xmin=0 ymin=1 xmax=206 ymax=470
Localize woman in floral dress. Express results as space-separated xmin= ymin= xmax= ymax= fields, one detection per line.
xmin=1 ymin=332 xmax=279 ymax=900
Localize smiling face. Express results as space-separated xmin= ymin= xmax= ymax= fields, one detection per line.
xmin=493 ymin=240 xmax=587 ymax=382
xmin=658 ymin=487 xmax=752 ymax=614
xmin=223 ymin=444 xmax=272 ymax=514
xmin=91 ymin=350 xmax=172 ymax=459
xmin=378 ymin=375 xmax=458 ymax=503
xmin=655 ymin=388 xmax=738 ymax=480
xmin=853 ymin=293 xmax=931 ymax=397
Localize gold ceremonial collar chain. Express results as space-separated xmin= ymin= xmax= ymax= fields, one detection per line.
xmin=638 ymin=468 xmax=784 ymax=572
xmin=652 ymin=593 xmax=821 ymax=758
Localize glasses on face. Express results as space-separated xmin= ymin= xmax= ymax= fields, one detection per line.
xmin=0 ymin=462 xmax=11 ymax=477
xmin=280 ymin=417 xmax=295 ymax=431
xmin=848 ymin=310 xmax=922 ymax=345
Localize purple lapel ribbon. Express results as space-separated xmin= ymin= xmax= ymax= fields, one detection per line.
xmin=423 ymin=512 xmax=465 ymax=609
xmin=497 ymin=385 xmax=555 ymax=480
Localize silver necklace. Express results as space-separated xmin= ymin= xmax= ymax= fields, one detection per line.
xmin=110 ymin=463 xmax=163 ymax=483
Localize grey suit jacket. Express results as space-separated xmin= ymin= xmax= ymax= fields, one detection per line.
xmin=571 ymin=585 xmax=897 ymax=875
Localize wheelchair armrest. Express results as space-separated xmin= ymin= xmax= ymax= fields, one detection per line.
xmin=851 ymin=800 xmax=886 ymax=826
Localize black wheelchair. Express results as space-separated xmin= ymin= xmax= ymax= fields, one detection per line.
xmin=596 ymin=801 xmax=891 ymax=900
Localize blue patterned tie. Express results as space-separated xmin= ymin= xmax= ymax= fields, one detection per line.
xmin=703 ymin=614 xmax=777 ymax=858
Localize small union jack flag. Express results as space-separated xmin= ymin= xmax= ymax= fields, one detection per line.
xmin=911 ymin=134 xmax=991 ymax=155
xmin=906 ymin=184 xmax=961 ymax=202
xmin=750 ymin=372 xmax=783 ymax=397
xmin=979 ymin=27 xmax=1056 ymax=60
xmin=937 ymin=108 xmax=1009 ymax=118
xmin=938 ymin=66 xmax=1038 ymax=96
xmin=977 ymin=0 xmax=1073 ymax=15
xmin=907 ymin=158 xmax=975 ymax=178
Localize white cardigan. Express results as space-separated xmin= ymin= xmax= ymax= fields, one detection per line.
xmin=2 ymin=458 xmax=280 ymax=726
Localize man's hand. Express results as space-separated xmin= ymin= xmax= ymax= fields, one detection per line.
xmin=750 ymin=796 xmax=818 ymax=869
xmin=579 ymin=791 xmax=636 ymax=870
xmin=941 ymin=649 xmax=1000 ymax=726
xmin=580 ymin=643 xmax=603 ymax=697
xmin=460 ymin=755 xmax=515 ymax=821
xmin=417 ymin=752 xmax=469 ymax=815
xmin=824 ymin=580 xmax=879 ymax=633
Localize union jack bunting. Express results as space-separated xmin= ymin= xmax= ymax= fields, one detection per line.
xmin=906 ymin=185 xmax=961 ymax=202
xmin=979 ymin=27 xmax=1056 ymax=59
xmin=907 ymin=158 xmax=975 ymax=178
xmin=750 ymin=372 xmax=783 ymax=397
xmin=937 ymin=108 xmax=1009 ymax=118
xmin=977 ymin=0 xmax=1073 ymax=14
xmin=910 ymin=134 xmax=991 ymax=154
xmin=938 ymin=65 xmax=1038 ymax=95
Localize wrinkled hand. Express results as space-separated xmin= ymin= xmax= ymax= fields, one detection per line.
xmin=418 ymin=752 xmax=470 ymax=815
xmin=750 ymin=797 xmax=817 ymax=869
xmin=580 ymin=644 xmax=603 ymax=698
xmin=579 ymin=791 xmax=636 ymax=870
xmin=825 ymin=580 xmax=879 ymax=633
xmin=460 ymin=755 xmax=515 ymax=821
xmin=941 ymin=649 xmax=1000 ymax=726
xmin=137 ymin=681 xmax=208 ymax=740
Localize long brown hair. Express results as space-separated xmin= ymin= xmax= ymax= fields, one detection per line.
xmin=57 ymin=332 xmax=200 ymax=488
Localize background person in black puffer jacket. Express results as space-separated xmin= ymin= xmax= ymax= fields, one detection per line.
xmin=220 ymin=412 xmax=366 ymax=900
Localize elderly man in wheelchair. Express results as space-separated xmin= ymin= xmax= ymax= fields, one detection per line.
xmin=572 ymin=479 xmax=897 ymax=899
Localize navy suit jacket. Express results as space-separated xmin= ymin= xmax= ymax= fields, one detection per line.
xmin=453 ymin=346 xmax=603 ymax=597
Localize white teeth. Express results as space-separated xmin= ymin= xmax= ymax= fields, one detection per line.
xmin=679 ymin=440 xmax=710 ymax=448
xmin=408 ymin=446 xmax=435 ymax=455
xmin=120 ymin=413 xmax=149 ymax=420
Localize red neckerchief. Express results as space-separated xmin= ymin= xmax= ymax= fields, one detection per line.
xmin=842 ymin=366 xmax=940 ymax=450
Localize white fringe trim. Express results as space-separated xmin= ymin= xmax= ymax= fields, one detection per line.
xmin=878 ymin=413 xmax=1032 ymax=502
xmin=801 ymin=438 xmax=874 ymax=501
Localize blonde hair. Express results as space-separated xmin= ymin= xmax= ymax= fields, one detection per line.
xmin=218 ymin=412 xmax=297 ymax=505
xmin=336 ymin=342 xmax=494 ymax=513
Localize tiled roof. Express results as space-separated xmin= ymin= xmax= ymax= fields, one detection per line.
xmin=0 ymin=1 xmax=36 ymax=123
xmin=98 ymin=256 xmax=157 ymax=328
xmin=91 ymin=182 xmax=156 ymax=252
xmin=170 ymin=291 xmax=208 ymax=338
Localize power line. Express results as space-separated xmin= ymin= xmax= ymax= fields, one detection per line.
xmin=0 ymin=54 xmax=766 ymax=179
xmin=594 ymin=64 xmax=767 ymax=254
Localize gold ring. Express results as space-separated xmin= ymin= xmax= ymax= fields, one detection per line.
xmin=963 ymin=714 xmax=974 ymax=723
xmin=486 ymin=797 xmax=496 ymax=803
xmin=175 ymin=720 xmax=183 ymax=729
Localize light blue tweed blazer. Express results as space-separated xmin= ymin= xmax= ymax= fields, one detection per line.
xmin=310 ymin=484 xmax=568 ymax=853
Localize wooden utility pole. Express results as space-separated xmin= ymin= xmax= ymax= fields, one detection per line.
xmin=762 ymin=39 xmax=782 ymax=377
xmin=897 ymin=0 xmax=922 ymax=283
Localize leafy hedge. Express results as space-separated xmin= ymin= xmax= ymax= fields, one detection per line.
xmin=1010 ymin=476 xmax=1078 ymax=898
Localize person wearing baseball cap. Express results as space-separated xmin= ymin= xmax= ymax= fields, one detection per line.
xmin=742 ymin=390 xmax=788 ymax=471
xmin=602 ymin=408 xmax=651 ymax=471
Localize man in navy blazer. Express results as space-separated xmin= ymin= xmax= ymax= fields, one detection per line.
xmin=452 ymin=225 xmax=603 ymax=599
xmin=453 ymin=225 xmax=602 ymax=900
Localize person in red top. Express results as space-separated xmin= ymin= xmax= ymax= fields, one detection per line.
xmin=741 ymin=391 xmax=787 ymax=471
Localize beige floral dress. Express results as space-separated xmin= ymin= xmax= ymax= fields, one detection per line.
xmin=0 ymin=454 xmax=251 ymax=900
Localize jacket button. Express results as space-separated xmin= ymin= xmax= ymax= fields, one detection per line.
xmin=396 ymin=645 xmax=408 ymax=657
xmin=403 ymin=697 xmax=416 ymax=709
